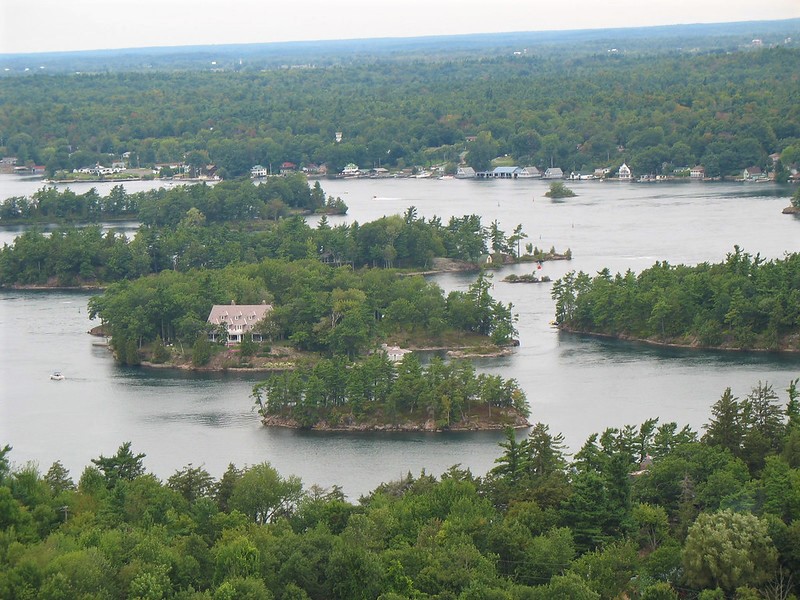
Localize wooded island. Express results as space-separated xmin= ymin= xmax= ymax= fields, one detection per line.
xmin=552 ymin=247 xmax=800 ymax=352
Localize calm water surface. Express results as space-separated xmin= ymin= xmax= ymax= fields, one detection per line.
xmin=1 ymin=175 xmax=799 ymax=498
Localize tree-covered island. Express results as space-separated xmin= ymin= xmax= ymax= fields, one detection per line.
xmin=544 ymin=182 xmax=576 ymax=199
xmin=552 ymin=246 xmax=800 ymax=351
xmin=86 ymin=260 xmax=519 ymax=363
xmin=252 ymin=353 xmax=530 ymax=431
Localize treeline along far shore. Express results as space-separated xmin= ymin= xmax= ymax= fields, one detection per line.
xmin=2 ymin=42 xmax=800 ymax=180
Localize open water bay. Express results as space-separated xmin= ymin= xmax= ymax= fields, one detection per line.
xmin=1 ymin=175 xmax=799 ymax=498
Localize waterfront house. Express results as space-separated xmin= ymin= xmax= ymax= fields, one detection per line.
xmin=279 ymin=162 xmax=297 ymax=175
xmin=518 ymin=166 xmax=541 ymax=178
xmin=303 ymin=163 xmax=327 ymax=176
xmin=208 ymin=302 xmax=272 ymax=345
xmin=742 ymin=166 xmax=765 ymax=180
xmin=456 ymin=166 xmax=476 ymax=179
xmin=543 ymin=167 xmax=564 ymax=179
xmin=690 ymin=166 xmax=705 ymax=179
xmin=341 ymin=163 xmax=360 ymax=177
xmin=618 ymin=163 xmax=632 ymax=181
xmin=491 ymin=166 xmax=521 ymax=179
xmin=381 ymin=344 xmax=412 ymax=362
xmin=251 ymin=165 xmax=268 ymax=178
xmin=594 ymin=167 xmax=611 ymax=179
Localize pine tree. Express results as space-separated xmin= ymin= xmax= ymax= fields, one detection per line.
xmin=702 ymin=387 xmax=743 ymax=457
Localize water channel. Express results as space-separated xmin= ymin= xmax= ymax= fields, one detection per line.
xmin=1 ymin=174 xmax=799 ymax=498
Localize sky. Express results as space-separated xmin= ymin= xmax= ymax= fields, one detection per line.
xmin=2 ymin=0 xmax=800 ymax=54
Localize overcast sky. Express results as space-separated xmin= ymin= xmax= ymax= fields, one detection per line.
xmin=2 ymin=0 xmax=799 ymax=54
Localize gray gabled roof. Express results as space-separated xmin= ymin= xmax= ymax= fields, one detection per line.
xmin=208 ymin=303 xmax=272 ymax=326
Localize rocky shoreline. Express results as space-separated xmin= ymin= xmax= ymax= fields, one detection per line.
xmin=260 ymin=410 xmax=531 ymax=432
xmin=557 ymin=325 xmax=800 ymax=353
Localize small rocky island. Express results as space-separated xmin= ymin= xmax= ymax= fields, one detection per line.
xmin=544 ymin=182 xmax=576 ymax=198
xmin=252 ymin=354 xmax=531 ymax=432
xmin=503 ymin=273 xmax=552 ymax=284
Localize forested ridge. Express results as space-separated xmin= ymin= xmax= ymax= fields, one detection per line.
xmin=551 ymin=246 xmax=800 ymax=351
xmin=1 ymin=377 xmax=799 ymax=598
xmin=2 ymin=46 xmax=800 ymax=178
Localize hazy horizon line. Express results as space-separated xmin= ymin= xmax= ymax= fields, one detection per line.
xmin=3 ymin=16 xmax=798 ymax=58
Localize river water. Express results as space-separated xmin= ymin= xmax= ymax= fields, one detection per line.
xmin=1 ymin=174 xmax=799 ymax=498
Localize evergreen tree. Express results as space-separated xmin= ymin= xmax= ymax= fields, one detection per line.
xmin=702 ymin=387 xmax=743 ymax=457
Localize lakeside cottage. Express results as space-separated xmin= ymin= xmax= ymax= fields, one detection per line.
xmin=455 ymin=166 xmax=476 ymax=179
xmin=518 ymin=166 xmax=541 ymax=178
xmin=543 ymin=167 xmax=563 ymax=179
xmin=618 ymin=163 xmax=632 ymax=181
xmin=208 ymin=302 xmax=272 ymax=345
xmin=250 ymin=165 xmax=268 ymax=178
xmin=341 ymin=163 xmax=360 ymax=177
xmin=742 ymin=166 xmax=766 ymax=181
xmin=380 ymin=344 xmax=412 ymax=362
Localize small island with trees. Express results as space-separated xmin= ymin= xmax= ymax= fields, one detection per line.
xmin=544 ymin=182 xmax=576 ymax=199
xmin=503 ymin=273 xmax=551 ymax=284
xmin=252 ymin=353 xmax=530 ymax=431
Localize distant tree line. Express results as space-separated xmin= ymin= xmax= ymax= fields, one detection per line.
xmin=2 ymin=47 xmax=799 ymax=178
xmin=551 ymin=246 xmax=800 ymax=350
xmin=1 ymin=376 xmax=799 ymax=598
xmin=0 ymin=175 xmax=331 ymax=224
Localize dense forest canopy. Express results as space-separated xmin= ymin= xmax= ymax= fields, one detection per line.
xmin=551 ymin=247 xmax=800 ymax=351
xmin=1 ymin=376 xmax=799 ymax=598
xmin=2 ymin=32 xmax=800 ymax=179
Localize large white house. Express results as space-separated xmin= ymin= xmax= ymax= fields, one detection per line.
xmin=208 ymin=302 xmax=272 ymax=344
xmin=618 ymin=163 xmax=632 ymax=181
xmin=251 ymin=165 xmax=268 ymax=178
xmin=341 ymin=163 xmax=360 ymax=177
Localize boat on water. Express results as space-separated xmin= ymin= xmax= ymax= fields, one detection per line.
xmin=50 ymin=371 xmax=65 ymax=381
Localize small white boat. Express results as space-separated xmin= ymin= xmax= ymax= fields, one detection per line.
xmin=50 ymin=371 xmax=65 ymax=381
